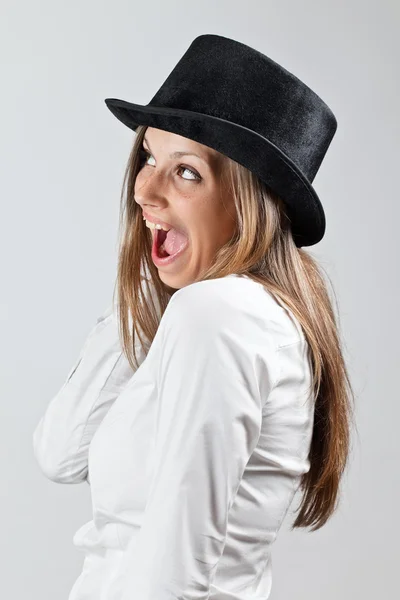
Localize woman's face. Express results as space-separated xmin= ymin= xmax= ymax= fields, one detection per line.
xmin=134 ymin=127 xmax=237 ymax=290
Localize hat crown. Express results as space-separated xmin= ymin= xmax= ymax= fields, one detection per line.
xmin=149 ymin=34 xmax=337 ymax=182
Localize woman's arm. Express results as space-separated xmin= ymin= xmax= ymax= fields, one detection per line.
xmin=114 ymin=281 xmax=279 ymax=600
xmin=32 ymin=303 xmax=139 ymax=484
xmin=32 ymin=275 xmax=155 ymax=485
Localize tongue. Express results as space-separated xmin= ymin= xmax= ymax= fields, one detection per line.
xmin=164 ymin=228 xmax=188 ymax=255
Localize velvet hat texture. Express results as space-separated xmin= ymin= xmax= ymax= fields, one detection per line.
xmin=104 ymin=33 xmax=338 ymax=247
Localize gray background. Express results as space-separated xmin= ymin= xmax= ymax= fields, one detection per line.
xmin=1 ymin=0 xmax=399 ymax=598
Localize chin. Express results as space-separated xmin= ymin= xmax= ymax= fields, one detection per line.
xmin=158 ymin=271 xmax=191 ymax=291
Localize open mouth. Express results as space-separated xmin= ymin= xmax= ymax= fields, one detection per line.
xmin=151 ymin=226 xmax=189 ymax=263
xmin=156 ymin=228 xmax=170 ymax=258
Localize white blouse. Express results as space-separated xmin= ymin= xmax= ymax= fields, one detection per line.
xmin=33 ymin=273 xmax=315 ymax=600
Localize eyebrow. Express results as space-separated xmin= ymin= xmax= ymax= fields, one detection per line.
xmin=143 ymin=136 xmax=209 ymax=165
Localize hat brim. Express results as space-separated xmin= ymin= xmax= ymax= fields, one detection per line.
xmin=104 ymin=97 xmax=325 ymax=247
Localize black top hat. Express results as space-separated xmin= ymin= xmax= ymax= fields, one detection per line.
xmin=105 ymin=34 xmax=338 ymax=247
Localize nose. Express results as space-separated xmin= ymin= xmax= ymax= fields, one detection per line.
xmin=134 ymin=167 xmax=168 ymax=209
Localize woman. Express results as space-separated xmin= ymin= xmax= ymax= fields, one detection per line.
xmin=33 ymin=34 xmax=354 ymax=600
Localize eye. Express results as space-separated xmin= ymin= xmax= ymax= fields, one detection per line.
xmin=138 ymin=148 xmax=155 ymax=167
xmin=138 ymin=148 xmax=201 ymax=182
xmin=177 ymin=165 xmax=201 ymax=181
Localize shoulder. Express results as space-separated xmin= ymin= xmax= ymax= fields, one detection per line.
xmin=161 ymin=275 xmax=258 ymax=333
xmin=159 ymin=274 xmax=304 ymax=351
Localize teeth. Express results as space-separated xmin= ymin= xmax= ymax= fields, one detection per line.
xmin=144 ymin=217 xmax=171 ymax=232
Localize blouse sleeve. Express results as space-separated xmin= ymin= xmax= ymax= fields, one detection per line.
xmin=117 ymin=282 xmax=277 ymax=600
xmin=32 ymin=273 xmax=155 ymax=485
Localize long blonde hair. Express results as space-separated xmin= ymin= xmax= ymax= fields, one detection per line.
xmin=112 ymin=124 xmax=355 ymax=532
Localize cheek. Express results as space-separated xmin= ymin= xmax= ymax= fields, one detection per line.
xmin=186 ymin=202 xmax=234 ymax=245
xmin=209 ymin=207 xmax=236 ymax=239
xmin=193 ymin=222 xmax=229 ymax=251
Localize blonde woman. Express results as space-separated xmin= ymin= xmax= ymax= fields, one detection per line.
xmin=33 ymin=34 xmax=354 ymax=600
